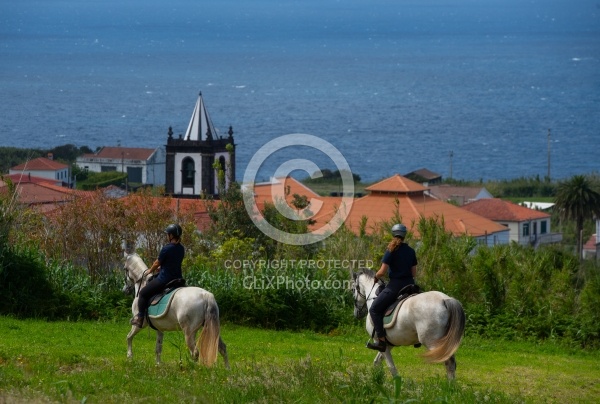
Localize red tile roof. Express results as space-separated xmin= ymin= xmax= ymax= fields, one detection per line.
xmin=461 ymin=198 xmax=550 ymax=222
xmin=82 ymin=147 xmax=156 ymax=160
xmin=248 ymin=175 xmax=507 ymax=238
xmin=0 ymin=180 xmax=92 ymax=213
xmin=251 ymin=176 xmax=320 ymax=202
xmin=344 ymin=192 xmax=508 ymax=238
xmin=3 ymin=173 xmax=62 ymax=186
xmin=365 ymin=174 xmax=427 ymax=194
xmin=583 ymin=234 xmax=597 ymax=251
xmin=10 ymin=157 xmax=68 ymax=171
xmin=249 ymin=177 xmax=346 ymax=234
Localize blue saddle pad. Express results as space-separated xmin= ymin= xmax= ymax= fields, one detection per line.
xmin=148 ymin=288 xmax=180 ymax=317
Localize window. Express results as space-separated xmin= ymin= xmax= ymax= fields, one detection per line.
xmin=522 ymin=222 xmax=530 ymax=237
xmin=182 ymin=157 xmax=195 ymax=187
xmin=127 ymin=167 xmax=143 ymax=183
xmin=541 ymin=220 xmax=547 ymax=234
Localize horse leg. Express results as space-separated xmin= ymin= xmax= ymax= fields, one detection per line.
xmin=381 ymin=348 xmax=398 ymax=377
xmin=155 ymin=330 xmax=164 ymax=365
xmin=373 ymin=352 xmax=384 ymax=367
xmin=444 ymin=354 xmax=457 ymax=380
xmin=126 ymin=326 xmax=142 ymax=359
xmin=218 ymin=336 xmax=230 ymax=369
xmin=184 ymin=327 xmax=199 ymax=361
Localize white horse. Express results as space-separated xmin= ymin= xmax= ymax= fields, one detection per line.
xmin=123 ymin=253 xmax=229 ymax=368
xmin=352 ymin=269 xmax=465 ymax=379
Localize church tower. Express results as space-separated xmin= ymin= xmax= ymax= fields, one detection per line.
xmin=165 ymin=92 xmax=235 ymax=198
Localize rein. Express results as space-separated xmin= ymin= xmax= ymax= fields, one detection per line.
xmin=124 ymin=263 xmax=152 ymax=297
xmin=355 ymin=276 xmax=379 ymax=315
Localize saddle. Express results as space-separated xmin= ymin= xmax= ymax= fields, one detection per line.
xmin=149 ymin=278 xmax=186 ymax=305
xmin=383 ymin=284 xmax=421 ymax=329
xmin=145 ymin=278 xmax=186 ymax=329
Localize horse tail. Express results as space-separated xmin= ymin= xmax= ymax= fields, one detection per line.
xmin=197 ymin=294 xmax=220 ymax=367
xmin=422 ymin=298 xmax=465 ymax=363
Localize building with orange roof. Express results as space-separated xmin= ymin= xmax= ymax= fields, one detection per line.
xmin=344 ymin=174 xmax=510 ymax=245
xmin=248 ymin=174 xmax=509 ymax=245
xmin=76 ymin=146 xmax=165 ymax=186
xmin=461 ymin=198 xmax=562 ymax=247
xmin=9 ymin=156 xmax=72 ymax=187
xmin=245 ymin=176 xmax=350 ymax=237
xmin=0 ymin=175 xmax=92 ymax=214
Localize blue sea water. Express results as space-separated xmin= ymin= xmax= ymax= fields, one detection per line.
xmin=0 ymin=0 xmax=599 ymax=182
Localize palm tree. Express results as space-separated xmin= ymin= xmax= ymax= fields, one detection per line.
xmin=554 ymin=175 xmax=600 ymax=259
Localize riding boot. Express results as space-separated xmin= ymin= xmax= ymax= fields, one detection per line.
xmin=366 ymin=338 xmax=387 ymax=352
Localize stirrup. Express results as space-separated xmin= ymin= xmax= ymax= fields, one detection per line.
xmin=366 ymin=339 xmax=387 ymax=352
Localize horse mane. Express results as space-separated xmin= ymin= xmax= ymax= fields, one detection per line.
xmin=357 ymin=268 xmax=377 ymax=279
xmin=125 ymin=253 xmax=148 ymax=271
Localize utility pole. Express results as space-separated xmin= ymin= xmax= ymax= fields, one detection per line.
xmin=449 ymin=150 xmax=454 ymax=179
xmin=547 ymin=128 xmax=551 ymax=180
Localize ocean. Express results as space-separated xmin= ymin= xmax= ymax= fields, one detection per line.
xmin=1 ymin=0 xmax=599 ymax=183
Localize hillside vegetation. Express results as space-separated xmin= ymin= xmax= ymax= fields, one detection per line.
xmin=1 ymin=176 xmax=600 ymax=348
xmin=1 ymin=146 xmax=600 ymax=347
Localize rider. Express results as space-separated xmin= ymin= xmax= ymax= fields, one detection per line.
xmin=367 ymin=223 xmax=417 ymax=352
xmin=130 ymin=223 xmax=185 ymax=328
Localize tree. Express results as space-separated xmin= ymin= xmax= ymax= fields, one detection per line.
xmin=554 ymin=175 xmax=600 ymax=259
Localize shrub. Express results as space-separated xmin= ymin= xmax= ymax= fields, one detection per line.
xmin=186 ymin=263 xmax=354 ymax=332
xmin=0 ymin=246 xmax=63 ymax=318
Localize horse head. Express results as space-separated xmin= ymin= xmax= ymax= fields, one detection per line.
xmin=122 ymin=253 xmax=149 ymax=295
xmin=352 ymin=269 xmax=377 ymax=319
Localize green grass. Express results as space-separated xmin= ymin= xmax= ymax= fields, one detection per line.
xmin=1 ymin=317 xmax=599 ymax=403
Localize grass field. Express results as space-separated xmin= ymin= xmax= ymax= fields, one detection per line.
xmin=1 ymin=317 xmax=598 ymax=403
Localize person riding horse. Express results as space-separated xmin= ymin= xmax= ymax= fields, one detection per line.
xmin=367 ymin=223 xmax=418 ymax=352
xmin=131 ymin=223 xmax=185 ymax=328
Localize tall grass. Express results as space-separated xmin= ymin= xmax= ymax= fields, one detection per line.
xmin=7 ymin=318 xmax=598 ymax=403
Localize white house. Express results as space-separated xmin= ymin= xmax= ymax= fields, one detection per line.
xmin=76 ymin=146 xmax=166 ymax=186
xmin=9 ymin=156 xmax=71 ymax=187
xmin=461 ymin=198 xmax=562 ymax=247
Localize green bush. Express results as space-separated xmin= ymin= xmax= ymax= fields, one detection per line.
xmin=186 ymin=264 xmax=354 ymax=332
xmin=45 ymin=259 xmax=131 ymax=320
xmin=0 ymin=246 xmax=63 ymax=318
xmin=78 ymin=171 xmax=127 ymax=190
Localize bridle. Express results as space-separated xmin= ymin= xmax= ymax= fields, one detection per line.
xmin=353 ymin=274 xmax=379 ymax=318
xmin=123 ymin=260 xmax=152 ymax=297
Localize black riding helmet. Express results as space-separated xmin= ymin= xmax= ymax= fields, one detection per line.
xmin=164 ymin=223 xmax=183 ymax=238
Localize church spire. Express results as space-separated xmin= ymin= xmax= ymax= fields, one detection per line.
xmin=183 ymin=91 xmax=218 ymax=141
